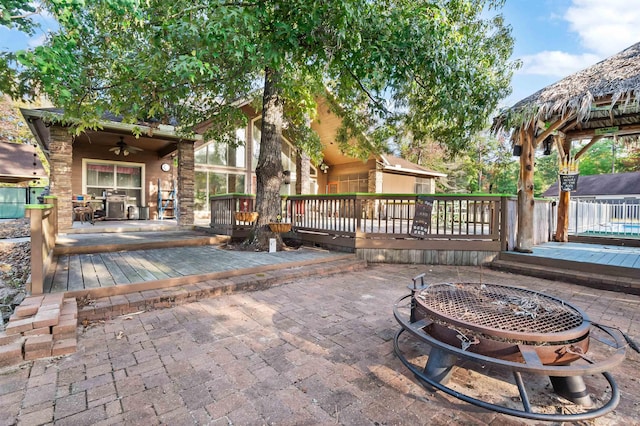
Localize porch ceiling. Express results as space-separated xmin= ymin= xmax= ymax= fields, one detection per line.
xmin=20 ymin=108 xmax=201 ymax=159
xmin=75 ymin=129 xmax=179 ymax=159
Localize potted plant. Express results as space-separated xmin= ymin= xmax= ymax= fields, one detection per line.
xmin=235 ymin=211 xmax=259 ymax=222
xmin=235 ymin=200 xmax=258 ymax=223
xmin=268 ymin=214 xmax=292 ymax=233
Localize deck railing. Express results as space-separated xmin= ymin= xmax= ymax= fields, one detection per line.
xmin=25 ymin=196 xmax=59 ymax=295
xmin=210 ymin=193 xmax=512 ymax=253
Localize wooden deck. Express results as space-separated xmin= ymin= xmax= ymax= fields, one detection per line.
xmin=493 ymin=241 xmax=640 ymax=294
xmin=46 ymin=229 xmax=358 ymax=298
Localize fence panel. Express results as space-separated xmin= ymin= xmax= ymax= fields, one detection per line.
xmin=569 ymin=200 xmax=640 ymax=237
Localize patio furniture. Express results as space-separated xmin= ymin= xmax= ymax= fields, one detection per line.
xmin=72 ymin=195 xmax=100 ymax=224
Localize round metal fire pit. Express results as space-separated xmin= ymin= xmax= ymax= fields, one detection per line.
xmin=393 ymin=279 xmax=627 ymax=422
xmin=413 ymin=282 xmax=590 ymax=365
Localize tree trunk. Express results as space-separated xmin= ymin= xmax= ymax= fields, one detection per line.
xmin=242 ymin=67 xmax=285 ymax=251
xmin=516 ymin=125 xmax=535 ymax=253
xmin=554 ymin=137 xmax=573 ymax=242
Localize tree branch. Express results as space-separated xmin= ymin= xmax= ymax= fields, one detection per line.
xmin=9 ymin=9 xmax=42 ymax=20
xmin=346 ymin=68 xmax=388 ymax=114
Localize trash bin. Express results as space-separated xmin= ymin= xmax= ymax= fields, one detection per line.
xmin=138 ymin=206 xmax=149 ymax=220
xmin=128 ymin=205 xmax=139 ymax=220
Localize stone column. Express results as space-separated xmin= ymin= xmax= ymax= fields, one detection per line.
xmin=177 ymin=140 xmax=195 ymax=226
xmin=49 ymin=126 xmax=73 ymax=230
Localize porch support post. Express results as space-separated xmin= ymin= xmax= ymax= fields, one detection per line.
xmin=296 ymin=151 xmax=311 ymax=194
xmin=516 ymin=124 xmax=535 ymax=253
xmin=177 ymin=140 xmax=195 ymax=226
xmin=49 ymin=126 xmax=73 ymax=230
xmin=554 ymin=134 xmax=572 ymax=242
xmin=296 ymin=115 xmax=312 ymax=195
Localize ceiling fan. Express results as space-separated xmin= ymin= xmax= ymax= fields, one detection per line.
xmin=109 ymin=137 xmax=143 ymax=156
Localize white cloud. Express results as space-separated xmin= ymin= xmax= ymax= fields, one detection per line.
xmin=565 ymin=0 xmax=640 ymax=56
xmin=27 ymin=33 xmax=47 ymax=48
xmin=518 ymin=50 xmax=600 ymax=77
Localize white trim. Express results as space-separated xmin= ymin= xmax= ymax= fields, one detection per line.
xmin=82 ymin=158 xmax=146 ymax=205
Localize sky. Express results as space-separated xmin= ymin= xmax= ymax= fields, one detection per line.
xmin=2 ymin=0 xmax=640 ymax=110
xmin=501 ymin=0 xmax=640 ymax=107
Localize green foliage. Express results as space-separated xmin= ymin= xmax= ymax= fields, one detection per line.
xmin=533 ymin=154 xmax=557 ymax=196
xmin=2 ymin=0 xmax=517 ymax=163
xmin=573 ymin=138 xmax=630 ymax=175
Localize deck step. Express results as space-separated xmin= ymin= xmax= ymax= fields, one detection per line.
xmin=54 ymin=231 xmax=229 ymax=255
xmin=489 ymin=258 xmax=640 ymax=295
xmin=496 ymin=251 xmax=640 ymax=280
xmin=76 ymin=256 xmax=367 ymax=322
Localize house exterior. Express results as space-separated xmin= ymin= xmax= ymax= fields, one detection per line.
xmin=21 ymin=101 xmax=445 ymax=228
xmin=542 ymin=172 xmax=640 ymax=203
xmin=21 ymin=108 xmax=200 ymax=229
xmin=192 ymin=100 xmax=445 ymax=219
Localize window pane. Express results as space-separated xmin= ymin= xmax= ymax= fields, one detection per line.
xmin=87 ymin=163 xmax=114 ymax=186
xmin=232 ymin=128 xmax=246 ymax=168
xmin=195 ymin=171 xmax=207 ymax=210
xmin=228 ymin=174 xmax=245 ymax=193
xmin=252 ymin=119 xmax=261 ymax=171
xmin=195 ymin=145 xmax=208 ymax=164
xmin=208 ymin=143 xmax=227 ymax=166
xmin=117 ymin=166 xmax=141 ymax=188
xmin=209 ymin=172 xmax=227 ymax=195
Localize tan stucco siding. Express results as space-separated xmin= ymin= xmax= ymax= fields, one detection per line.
xmin=381 ymin=173 xmax=416 ymax=193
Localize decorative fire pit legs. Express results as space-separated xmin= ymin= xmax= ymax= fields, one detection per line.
xmin=393 ymin=275 xmax=627 ymax=422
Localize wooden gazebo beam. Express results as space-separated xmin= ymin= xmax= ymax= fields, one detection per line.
xmin=533 ymin=114 xmax=577 ymax=146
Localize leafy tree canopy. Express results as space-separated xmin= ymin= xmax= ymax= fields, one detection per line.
xmin=3 ymin=0 xmax=517 ymax=160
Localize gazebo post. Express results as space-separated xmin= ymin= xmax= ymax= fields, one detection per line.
xmin=554 ymin=134 xmax=572 ymax=242
xmin=516 ymin=124 xmax=536 ymax=253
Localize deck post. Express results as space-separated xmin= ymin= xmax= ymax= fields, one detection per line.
xmin=516 ymin=125 xmax=536 ymax=252
xmin=554 ymin=135 xmax=573 ymax=242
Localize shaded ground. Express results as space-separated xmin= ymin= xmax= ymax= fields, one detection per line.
xmin=0 ymin=218 xmax=30 ymax=326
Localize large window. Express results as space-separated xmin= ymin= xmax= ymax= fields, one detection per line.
xmin=195 ymin=129 xmax=246 ymax=168
xmin=337 ymin=172 xmax=368 ymax=193
xmin=195 ymin=171 xmax=245 ymax=211
xmin=84 ymin=160 xmax=144 ymax=205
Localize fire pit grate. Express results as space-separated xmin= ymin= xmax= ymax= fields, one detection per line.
xmin=393 ymin=278 xmax=628 ymax=422
xmin=415 ymin=283 xmax=585 ymax=342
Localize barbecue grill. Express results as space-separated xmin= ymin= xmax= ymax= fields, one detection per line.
xmin=393 ymin=275 xmax=627 ymax=422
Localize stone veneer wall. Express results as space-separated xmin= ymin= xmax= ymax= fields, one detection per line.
xmin=177 ymin=140 xmax=194 ymax=226
xmin=49 ymin=126 xmax=74 ymax=230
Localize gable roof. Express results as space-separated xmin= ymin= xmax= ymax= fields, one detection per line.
xmin=378 ymin=154 xmax=447 ymax=178
xmin=542 ymin=172 xmax=640 ymax=198
xmin=0 ymin=142 xmax=47 ymax=183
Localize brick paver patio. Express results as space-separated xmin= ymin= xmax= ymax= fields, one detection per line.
xmin=1 ymin=264 xmax=639 ymax=425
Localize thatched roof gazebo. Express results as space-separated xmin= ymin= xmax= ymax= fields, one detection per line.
xmin=493 ymin=41 xmax=640 ymax=251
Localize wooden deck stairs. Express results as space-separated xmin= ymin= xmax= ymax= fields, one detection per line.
xmin=490 ymin=247 xmax=640 ymax=295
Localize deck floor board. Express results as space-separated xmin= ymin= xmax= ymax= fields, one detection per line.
xmin=46 ymin=241 xmax=341 ymax=293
